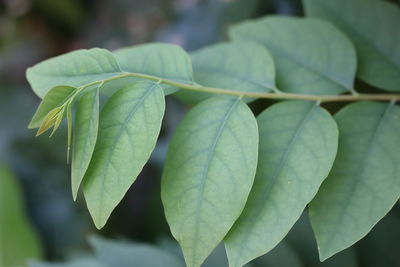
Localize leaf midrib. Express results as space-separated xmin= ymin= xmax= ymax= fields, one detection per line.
xmin=191 ymin=97 xmax=241 ymax=266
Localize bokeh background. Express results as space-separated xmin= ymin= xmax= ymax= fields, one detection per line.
xmin=1 ymin=0 xmax=399 ymax=266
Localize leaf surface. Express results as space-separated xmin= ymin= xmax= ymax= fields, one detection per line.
xmin=162 ymin=96 xmax=258 ymax=267
xmin=175 ymin=42 xmax=275 ymax=104
xmin=225 ymin=101 xmax=338 ymax=267
xmin=229 ymin=16 xmax=356 ymax=95
xmin=113 ymin=43 xmax=193 ymax=95
xmin=304 ymin=0 xmax=400 ymax=91
xmin=27 ymin=48 xmax=122 ymax=98
xmin=83 ymin=82 xmax=165 ymax=229
xmin=71 ymin=87 xmax=100 ymax=200
xmin=309 ymin=101 xmax=400 ymax=260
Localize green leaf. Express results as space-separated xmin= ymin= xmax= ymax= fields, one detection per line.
xmin=71 ymin=87 xmax=100 ymax=200
xmin=83 ymin=82 xmax=165 ymax=229
xmin=175 ymin=42 xmax=276 ymax=104
xmin=89 ymin=235 xmax=184 ymax=267
xmin=229 ymin=16 xmax=356 ymax=95
xmin=26 ymin=48 xmax=122 ymax=98
xmin=29 ymin=85 xmax=76 ymax=129
xmin=113 ymin=43 xmax=194 ymax=95
xmin=0 ymin=165 xmax=42 ymax=266
xmin=225 ymin=101 xmax=338 ymax=267
xmin=161 ymin=96 xmax=259 ymax=267
xmin=303 ymin=0 xmax=400 ymax=92
xmin=309 ymin=101 xmax=400 ymax=261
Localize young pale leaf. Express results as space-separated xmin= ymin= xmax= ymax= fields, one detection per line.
xmin=71 ymin=88 xmax=99 ymax=200
xmin=26 ymin=48 xmax=122 ymax=98
xmin=225 ymin=101 xmax=338 ymax=267
xmin=303 ymin=0 xmax=400 ymax=92
xmin=162 ymin=96 xmax=259 ymax=267
xmin=0 ymin=165 xmax=42 ymax=266
xmin=29 ymin=85 xmax=76 ymax=129
xmin=83 ymin=82 xmax=165 ymax=229
xmin=112 ymin=43 xmax=193 ymax=95
xmin=309 ymin=101 xmax=400 ymax=261
xmin=175 ymin=42 xmax=276 ymax=104
xmin=229 ymin=16 xmax=356 ymax=95
xmin=36 ymin=106 xmax=65 ymax=136
xmin=89 ymin=235 xmax=184 ymax=267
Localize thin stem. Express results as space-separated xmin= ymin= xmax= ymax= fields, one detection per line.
xmin=78 ymin=72 xmax=400 ymax=103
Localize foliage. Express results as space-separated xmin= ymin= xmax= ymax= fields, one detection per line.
xmin=0 ymin=166 xmax=42 ymax=266
xmin=25 ymin=0 xmax=400 ymax=266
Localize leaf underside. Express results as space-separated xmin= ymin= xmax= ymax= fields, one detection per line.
xmin=304 ymin=0 xmax=400 ymax=92
xmin=224 ymin=101 xmax=338 ymax=267
xmin=309 ymin=101 xmax=400 ymax=261
xmin=162 ymin=96 xmax=259 ymax=267
xmin=229 ymin=16 xmax=357 ymax=95
xmin=83 ymin=82 xmax=165 ymax=229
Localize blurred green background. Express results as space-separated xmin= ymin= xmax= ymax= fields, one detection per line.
xmin=0 ymin=0 xmax=399 ymax=266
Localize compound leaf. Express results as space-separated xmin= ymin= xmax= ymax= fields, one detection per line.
xmin=175 ymin=42 xmax=275 ymax=104
xmin=29 ymin=85 xmax=76 ymax=129
xmin=304 ymin=0 xmax=400 ymax=92
xmin=26 ymin=48 xmax=122 ymax=98
xmin=71 ymin=87 xmax=100 ymax=200
xmin=309 ymin=101 xmax=400 ymax=261
xmin=225 ymin=101 xmax=338 ymax=267
xmin=83 ymin=82 xmax=165 ymax=229
xmin=162 ymin=96 xmax=258 ymax=267
xmin=230 ymin=16 xmax=356 ymax=95
xmin=112 ymin=43 xmax=193 ymax=95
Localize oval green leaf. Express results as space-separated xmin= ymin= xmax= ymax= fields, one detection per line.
xmin=71 ymin=87 xmax=100 ymax=200
xmin=26 ymin=48 xmax=122 ymax=98
xmin=29 ymin=85 xmax=76 ymax=129
xmin=303 ymin=0 xmax=400 ymax=92
xmin=112 ymin=43 xmax=194 ymax=95
xmin=161 ymin=96 xmax=259 ymax=267
xmin=175 ymin=42 xmax=276 ymax=104
xmin=309 ymin=101 xmax=400 ymax=261
xmin=225 ymin=101 xmax=338 ymax=267
xmin=83 ymin=82 xmax=165 ymax=229
xmin=229 ymin=16 xmax=357 ymax=95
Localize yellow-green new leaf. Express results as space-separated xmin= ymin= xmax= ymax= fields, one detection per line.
xmin=71 ymin=88 xmax=99 ymax=200
xmin=29 ymin=85 xmax=76 ymax=129
xmin=83 ymin=82 xmax=165 ymax=229
xmin=26 ymin=48 xmax=122 ymax=98
xmin=162 ymin=96 xmax=259 ymax=267
xmin=229 ymin=16 xmax=356 ymax=95
xmin=225 ymin=101 xmax=338 ymax=267
xmin=309 ymin=102 xmax=400 ymax=261
xmin=304 ymin=0 xmax=400 ymax=92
